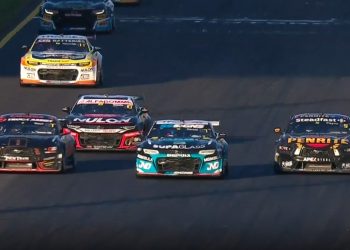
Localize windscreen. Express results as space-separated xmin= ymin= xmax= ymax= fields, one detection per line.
xmin=148 ymin=124 xmax=214 ymax=140
xmin=287 ymin=117 xmax=350 ymax=135
xmin=49 ymin=0 xmax=103 ymax=2
xmin=0 ymin=118 xmax=58 ymax=136
xmin=71 ymin=98 xmax=137 ymax=116
xmin=31 ymin=38 xmax=89 ymax=53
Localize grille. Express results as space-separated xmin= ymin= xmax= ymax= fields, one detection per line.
xmin=300 ymin=147 xmax=331 ymax=158
xmin=156 ymin=158 xmax=201 ymax=173
xmin=1 ymin=147 xmax=36 ymax=157
xmin=38 ymin=69 xmax=79 ymax=81
xmin=79 ymin=133 xmax=122 ymax=147
xmin=53 ymin=10 xmax=97 ymax=30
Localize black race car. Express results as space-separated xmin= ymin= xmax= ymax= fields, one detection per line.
xmin=136 ymin=120 xmax=229 ymax=177
xmin=0 ymin=113 xmax=76 ymax=173
xmin=62 ymin=94 xmax=152 ymax=151
xmin=39 ymin=0 xmax=115 ymax=33
xmin=274 ymin=113 xmax=350 ymax=173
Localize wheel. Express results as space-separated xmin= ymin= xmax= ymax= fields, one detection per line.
xmin=59 ymin=152 xmax=66 ymax=173
xmin=218 ymin=162 xmax=228 ymax=179
xmin=69 ymin=154 xmax=76 ymax=172
xmin=96 ymin=66 xmax=103 ymax=87
xmin=273 ymin=162 xmax=284 ymax=174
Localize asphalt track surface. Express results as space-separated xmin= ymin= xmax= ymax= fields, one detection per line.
xmin=1 ymin=1 xmax=350 ymax=249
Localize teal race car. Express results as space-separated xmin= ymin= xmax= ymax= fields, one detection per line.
xmin=136 ymin=120 xmax=229 ymax=178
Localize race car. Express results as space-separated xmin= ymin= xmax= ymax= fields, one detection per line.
xmin=62 ymin=94 xmax=152 ymax=151
xmin=39 ymin=0 xmax=115 ymax=33
xmin=113 ymin=0 xmax=140 ymax=5
xmin=274 ymin=113 xmax=350 ymax=173
xmin=0 ymin=113 xmax=76 ymax=173
xmin=20 ymin=34 xmax=103 ymax=87
xmin=136 ymin=120 xmax=229 ymax=177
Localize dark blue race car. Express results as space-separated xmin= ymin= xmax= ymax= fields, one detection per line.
xmin=39 ymin=0 xmax=116 ymax=33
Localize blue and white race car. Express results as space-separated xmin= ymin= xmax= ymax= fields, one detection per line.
xmin=39 ymin=0 xmax=115 ymax=33
xmin=136 ymin=120 xmax=229 ymax=177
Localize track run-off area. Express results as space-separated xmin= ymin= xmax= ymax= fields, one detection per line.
xmin=1 ymin=0 xmax=350 ymax=249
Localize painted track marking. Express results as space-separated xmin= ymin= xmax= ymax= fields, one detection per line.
xmin=0 ymin=3 xmax=41 ymax=49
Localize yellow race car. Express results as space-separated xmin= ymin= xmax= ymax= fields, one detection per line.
xmin=20 ymin=34 xmax=103 ymax=87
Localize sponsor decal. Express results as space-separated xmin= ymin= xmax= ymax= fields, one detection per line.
xmin=166 ymin=154 xmax=191 ymax=158
xmin=281 ymin=161 xmax=293 ymax=167
xmin=73 ymin=117 xmax=131 ymax=124
xmin=342 ymin=163 xmax=350 ymax=168
xmin=204 ymin=156 xmax=219 ymax=162
xmin=77 ymin=99 xmax=133 ymax=106
xmin=288 ymin=137 xmax=348 ymax=145
xmin=153 ymin=144 xmax=205 ymax=150
xmin=7 ymin=118 xmax=53 ymax=123
xmin=173 ymin=171 xmax=193 ymax=175
xmin=3 ymin=156 xmax=30 ymax=161
xmin=295 ymin=118 xmax=340 ymax=123
xmin=302 ymin=157 xmax=331 ymax=162
xmin=206 ymin=161 xmax=220 ymax=171
xmin=137 ymin=161 xmax=152 ymax=170
xmin=173 ymin=124 xmax=205 ymax=129
xmin=137 ymin=154 xmax=152 ymax=161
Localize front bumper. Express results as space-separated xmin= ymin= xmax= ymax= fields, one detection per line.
xmin=275 ymin=151 xmax=350 ymax=173
xmin=136 ymin=153 xmax=224 ymax=177
xmin=0 ymin=157 xmax=63 ymax=173
xmin=39 ymin=16 xmax=113 ymax=33
xmin=20 ymin=64 xmax=98 ymax=86
xmin=71 ymin=130 xmax=142 ymax=151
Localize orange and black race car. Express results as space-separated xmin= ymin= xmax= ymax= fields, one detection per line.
xmin=61 ymin=94 xmax=152 ymax=151
xmin=0 ymin=113 xmax=76 ymax=173
xmin=274 ymin=113 xmax=350 ymax=173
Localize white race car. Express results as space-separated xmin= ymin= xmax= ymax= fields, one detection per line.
xmin=20 ymin=34 xmax=103 ymax=87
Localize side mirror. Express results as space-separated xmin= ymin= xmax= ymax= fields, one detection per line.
xmin=274 ymin=127 xmax=282 ymax=134
xmin=21 ymin=45 xmax=29 ymax=52
xmin=62 ymin=107 xmax=71 ymax=113
xmin=61 ymin=128 xmax=71 ymax=135
xmin=217 ymin=133 xmax=226 ymax=139
xmin=94 ymin=46 xmax=102 ymax=52
xmin=139 ymin=107 xmax=149 ymax=114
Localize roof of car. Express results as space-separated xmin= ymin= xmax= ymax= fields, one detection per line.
xmin=155 ymin=120 xmax=220 ymax=126
xmin=79 ymin=95 xmax=133 ymax=100
xmin=0 ymin=113 xmax=57 ymax=120
xmin=291 ymin=113 xmax=350 ymax=120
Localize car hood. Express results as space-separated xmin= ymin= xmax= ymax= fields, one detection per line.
xmin=144 ymin=138 xmax=216 ymax=150
xmin=45 ymin=1 xmax=104 ymax=10
xmin=0 ymin=135 xmax=59 ymax=148
xmin=30 ymin=51 xmax=88 ymax=60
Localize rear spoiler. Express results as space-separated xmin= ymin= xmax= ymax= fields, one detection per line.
xmin=130 ymin=96 xmax=144 ymax=101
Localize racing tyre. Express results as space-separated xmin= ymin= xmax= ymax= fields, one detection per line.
xmin=69 ymin=154 xmax=76 ymax=172
xmin=218 ymin=163 xmax=229 ymax=179
xmin=273 ymin=162 xmax=285 ymax=174
xmin=96 ymin=67 xmax=103 ymax=87
xmin=59 ymin=152 xmax=66 ymax=173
